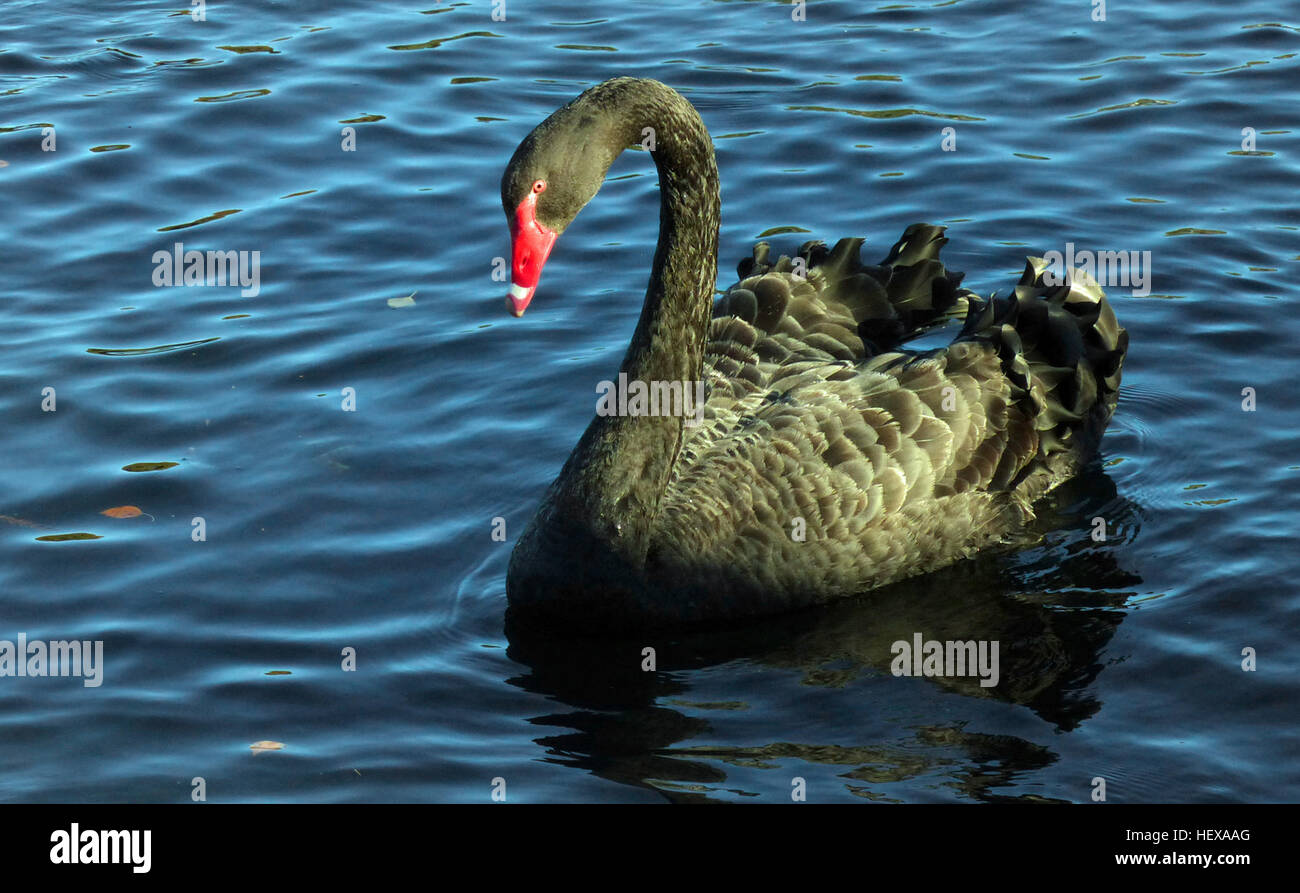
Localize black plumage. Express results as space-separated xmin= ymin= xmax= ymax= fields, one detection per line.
xmin=501 ymin=78 xmax=1127 ymax=630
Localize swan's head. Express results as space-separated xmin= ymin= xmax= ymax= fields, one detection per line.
xmin=501 ymin=102 xmax=625 ymax=316
xmin=500 ymin=175 xmax=559 ymax=317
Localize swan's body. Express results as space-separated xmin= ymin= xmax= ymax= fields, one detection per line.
xmin=501 ymin=78 xmax=1126 ymax=630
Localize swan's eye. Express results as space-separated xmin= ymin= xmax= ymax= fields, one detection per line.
xmin=532 ymin=179 xmax=546 ymax=194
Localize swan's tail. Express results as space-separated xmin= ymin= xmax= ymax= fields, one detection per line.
xmin=735 ymin=223 xmax=970 ymax=352
xmin=954 ymin=257 xmax=1128 ymax=462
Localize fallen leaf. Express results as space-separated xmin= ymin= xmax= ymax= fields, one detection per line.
xmin=387 ymin=291 xmax=417 ymax=308
xmin=122 ymin=462 xmax=178 ymax=472
xmin=101 ymin=506 xmax=143 ymax=518
xmin=250 ymin=740 xmax=285 ymax=752
xmin=265 ymin=670 xmax=292 ymax=676
xmin=35 ymin=533 xmax=103 ymax=542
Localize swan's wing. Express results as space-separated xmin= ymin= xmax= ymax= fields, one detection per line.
xmin=656 ymin=237 xmax=1126 ymax=588
xmin=722 ymin=223 xmax=969 ymax=357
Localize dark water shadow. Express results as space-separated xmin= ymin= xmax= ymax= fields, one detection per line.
xmin=502 ymin=464 xmax=1142 ymax=801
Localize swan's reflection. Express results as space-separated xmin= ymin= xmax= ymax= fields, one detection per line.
xmin=504 ymin=464 xmax=1142 ymax=802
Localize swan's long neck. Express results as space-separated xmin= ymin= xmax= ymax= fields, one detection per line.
xmin=618 ymin=87 xmax=720 ymax=387
xmin=547 ymin=79 xmax=720 ymax=563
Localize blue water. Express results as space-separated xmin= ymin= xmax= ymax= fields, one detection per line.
xmin=1 ymin=0 xmax=1297 ymax=802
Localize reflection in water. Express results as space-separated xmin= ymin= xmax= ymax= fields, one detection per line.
xmin=504 ymin=465 xmax=1142 ymax=802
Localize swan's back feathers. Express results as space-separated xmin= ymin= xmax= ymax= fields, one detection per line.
xmin=725 ymin=223 xmax=968 ymax=357
xmin=645 ymin=225 xmax=1127 ymax=621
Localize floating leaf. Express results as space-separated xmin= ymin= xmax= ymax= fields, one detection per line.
xmin=250 ymin=740 xmax=285 ymax=752
xmin=0 ymin=514 xmax=43 ymax=529
xmin=101 ymin=505 xmax=143 ymax=518
xmin=387 ymin=292 xmax=417 ymax=308
xmin=122 ymin=462 xmax=178 ymax=472
xmin=36 ymin=532 xmax=103 ymax=542
xmin=265 ymin=670 xmax=292 ymax=676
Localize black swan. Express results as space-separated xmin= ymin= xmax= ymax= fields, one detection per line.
xmin=500 ymin=77 xmax=1127 ymax=630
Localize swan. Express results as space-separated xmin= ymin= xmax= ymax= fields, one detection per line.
xmin=500 ymin=78 xmax=1127 ymax=630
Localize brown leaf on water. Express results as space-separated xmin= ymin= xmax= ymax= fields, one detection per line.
xmin=250 ymin=740 xmax=285 ymax=752
xmin=101 ymin=506 xmax=143 ymax=519
xmin=265 ymin=670 xmax=292 ymax=676
xmin=122 ymin=462 xmax=178 ymax=472
xmin=35 ymin=532 xmax=103 ymax=542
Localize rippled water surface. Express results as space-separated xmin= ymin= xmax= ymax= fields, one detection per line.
xmin=1 ymin=0 xmax=1297 ymax=802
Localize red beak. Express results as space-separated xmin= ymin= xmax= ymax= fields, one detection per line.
xmin=507 ymin=192 xmax=558 ymax=317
